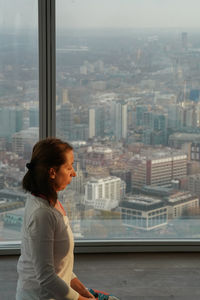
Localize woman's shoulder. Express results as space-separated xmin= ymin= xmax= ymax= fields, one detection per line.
xmin=24 ymin=194 xmax=57 ymax=226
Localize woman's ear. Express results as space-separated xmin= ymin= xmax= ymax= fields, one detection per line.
xmin=49 ymin=167 xmax=56 ymax=179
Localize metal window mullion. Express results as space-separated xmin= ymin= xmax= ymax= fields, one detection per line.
xmin=38 ymin=0 xmax=56 ymax=139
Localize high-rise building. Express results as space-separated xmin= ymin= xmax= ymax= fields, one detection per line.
xmin=188 ymin=174 xmax=200 ymax=196
xmin=0 ymin=107 xmax=23 ymax=140
xmin=29 ymin=106 xmax=39 ymax=128
xmin=56 ymin=103 xmax=73 ymax=141
xmin=136 ymin=105 xmax=148 ymax=126
xmin=110 ymin=169 xmax=132 ymax=193
xmin=168 ymin=104 xmax=179 ymax=129
xmin=122 ymin=104 xmax=127 ymax=139
xmin=89 ymin=108 xmax=95 ymax=139
xmin=72 ymin=124 xmax=88 ymax=141
xmin=142 ymin=113 xmax=167 ymax=146
xmin=89 ymin=107 xmax=105 ymax=139
xmin=11 ymin=127 xmax=38 ymax=156
xmin=143 ymin=111 xmax=153 ymax=129
xmin=112 ymin=101 xmax=127 ymax=141
xmin=132 ymin=150 xmax=187 ymax=190
xmin=191 ymin=143 xmax=200 ymax=161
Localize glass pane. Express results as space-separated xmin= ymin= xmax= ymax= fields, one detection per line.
xmin=0 ymin=0 xmax=38 ymax=241
xmin=56 ymin=0 xmax=200 ymax=240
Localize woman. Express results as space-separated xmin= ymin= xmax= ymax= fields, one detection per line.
xmin=16 ymin=138 xmax=95 ymax=300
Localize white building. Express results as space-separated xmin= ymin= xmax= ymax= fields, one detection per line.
xmin=84 ymin=176 xmax=122 ymax=210
xmin=121 ymin=195 xmax=168 ymax=231
xmin=89 ymin=108 xmax=95 ymax=138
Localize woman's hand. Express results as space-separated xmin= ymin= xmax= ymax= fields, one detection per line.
xmin=71 ymin=277 xmax=96 ymax=299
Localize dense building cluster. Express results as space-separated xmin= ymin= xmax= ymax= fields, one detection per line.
xmin=1 ymin=28 xmax=200 ymax=239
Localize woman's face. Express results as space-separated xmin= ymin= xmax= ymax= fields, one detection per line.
xmin=51 ymin=150 xmax=76 ymax=192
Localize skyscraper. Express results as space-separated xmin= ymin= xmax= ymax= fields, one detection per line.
xmin=29 ymin=106 xmax=39 ymax=128
xmin=56 ymin=103 xmax=73 ymax=141
xmin=0 ymin=107 xmax=23 ymax=140
xmin=89 ymin=108 xmax=95 ymax=139
xmin=112 ymin=101 xmax=127 ymax=141
xmin=89 ymin=106 xmax=105 ymax=139
xmin=136 ymin=105 xmax=148 ymax=126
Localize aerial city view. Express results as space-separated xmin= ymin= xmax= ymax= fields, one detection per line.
xmin=1 ymin=25 xmax=200 ymax=241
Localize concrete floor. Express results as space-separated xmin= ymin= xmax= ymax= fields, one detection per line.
xmin=0 ymin=253 xmax=200 ymax=300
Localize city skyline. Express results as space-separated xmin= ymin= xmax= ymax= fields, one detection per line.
xmin=1 ymin=24 xmax=200 ymax=240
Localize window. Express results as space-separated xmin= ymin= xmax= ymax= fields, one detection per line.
xmin=0 ymin=0 xmax=38 ymax=242
xmin=55 ymin=0 xmax=200 ymax=241
xmin=1 ymin=0 xmax=200 ymax=249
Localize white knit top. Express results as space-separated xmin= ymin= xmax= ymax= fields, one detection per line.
xmin=17 ymin=194 xmax=79 ymax=300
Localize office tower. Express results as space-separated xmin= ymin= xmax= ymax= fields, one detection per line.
xmin=168 ymin=104 xmax=178 ymax=129
xmin=132 ymin=150 xmax=187 ymax=190
xmin=143 ymin=111 xmax=153 ymax=129
xmin=12 ymin=127 xmax=38 ymax=156
xmin=84 ymin=176 xmax=122 ymax=210
xmin=152 ymin=113 xmax=167 ymax=145
xmin=188 ymin=174 xmax=200 ymax=196
xmin=168 ymin=133 xmax=200 ymax=149
xmin=110 ymin=169 xmax=131 ymax=193
xmin=121 ymin=104 xmax=127 ymax=139
xmin=136 ymin=105 xmax=148 ymax=126
xmin=153 ymin=114 xmax=166 ymax=132
xmin=72 ymin=124 xmax=88 ymax=141
xmin=191 ymin=143 xmax=200 ymax=161
xmin=112 ymin=101 xmax=127 ymax=141
xmin=0 ymin=107 xmax=23 ymax=140
xmin=56 ymin=103 xmax=73 ymax=141
xmin=89 ymin=108 xmax=95 ymax=138
xmin=142 ymin=113 xmax=167 ymax=146
xmin=142 ymin=129 xmax=152 ymax=145
xmin=29 ymin=106 xmax=39 ymax=127
xmin=89 ymin=106 xmax=104 ymax=139
xmin=185 ymin=107 xmax=197 ymax=127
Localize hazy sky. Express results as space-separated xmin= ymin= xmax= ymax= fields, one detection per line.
xmin=0 ymin=0 xmax=200 ymax=30
xmin=57 ymin=0 xmax=200 ymax=29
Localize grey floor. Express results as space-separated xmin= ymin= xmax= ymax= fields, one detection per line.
xmin=0 ymin=253 xmax=200 ymax=300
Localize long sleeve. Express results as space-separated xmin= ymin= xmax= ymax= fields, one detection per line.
xmin=27 ymin=208 xmax=79 ymax=300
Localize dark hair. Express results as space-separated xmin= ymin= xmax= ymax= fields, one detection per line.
xmin=23 ymin=138 xmax=73 ymax=206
